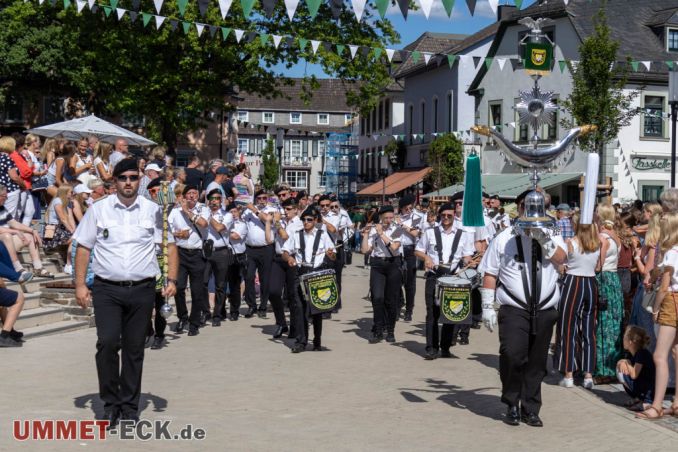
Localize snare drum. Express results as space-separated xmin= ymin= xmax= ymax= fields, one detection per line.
xmin=435 ymin=276 xmax=472 ymax=324
xmin=457 ymin=268 xmax=481 ymax=289
xmin=300 ymin=269 xmax=339 ymax=314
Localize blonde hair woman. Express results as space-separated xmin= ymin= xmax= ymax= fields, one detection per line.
xmin=46 ymin=143 xmax=75 ymax=198
xmin=555 ymin=214 xmax=601 ymax=389
xmin=43 ymin=184 xmax=76 ymax=274
xmin=0 ymin=136 xmax=25 ymax=218
xmin=594 ymin=203 xmax=624 ymax=383
xmin=92 ymin=142 xmax=113 ymax=181
xmin=636 ymin=212 xmax=678 ymax=420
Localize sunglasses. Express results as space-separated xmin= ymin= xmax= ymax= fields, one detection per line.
xmin=330 ymin=205 xmax=340 ymax=210
xmin=440 ymin=213 xmax=454 ymax=219
xmin=208 ymin=196 xmax=222 ymax=201
xmin=256 ymin=196 xmax=268 ymax=201
xmin=116 ymin=174 xmax=140 ymax=182
xmin=302 ymin=217 xmax=315 ymax=223
xmin=319 ymin=203 xmax=330 ymax=208
xmin=284 ymin=206 xmax=296 ymax=211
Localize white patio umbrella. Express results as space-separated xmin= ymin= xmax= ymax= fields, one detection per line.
xmin=26 ymin=114 xmax=156 ymax=146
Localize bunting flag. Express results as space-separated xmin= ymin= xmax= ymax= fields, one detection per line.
xmin=195 ymin=23 xmax=205 ymax=37
xmin=284 ymin=0 xmax=299 ymax=20
xmin=234 ymin=29 xmax=245 ymax=42
xmin=411 ymin=50 xmax=421 ymax=64
xmin=169 ymin=18 xmax=178 ymax=30
xmin=419 ymin=0 xmax=434 ymax=19
xmin=630 ymin=61 xmax=639 ymax=72
xmin=667 ymin=61 xmax=675 ymax=70
xmin=87 ymin=0 xmax=94 ymax=8
xmin=154 ymin=14 xmax=165 ymax=29
xmin=182 ymin=21 xmax=191 ymax=34
xmin=218 ymin=0 xmax=232 ymax=18
xmin=423 ymin=52 xmax=432 ymax=65
xmin=177 ymin=0 xmax=188 ymax=16
xmin=487 ymin=0 xmax=498 ymax=16
xmin=299 ymin=38 xmax=308 ymax=52
xmin=373 ymin=47 xmax=382 ymax=60
xmin=102 ymin=5 xmax=112 ymax=16
xmin=375 ymin=0 xmax=388 ymax=18
xmin=131 ymin=0 xmax=139 ymax=9
xmin=142 ymin=12 xmax=152 ymax=27
xmin=116 ymin=7 xmax=125 ymax=19
xmin=349 ymin=44 xmax=359 ymax=59
xmin=386 ymin=48 xmax=395 ymax=62
xmin=336 ymin=44 xmax=345 ymax=56
xmin=441 ymin=0 xmax=454 ymax=17
xmin=221 ymin=27 xmax=231 ymax=40
xmin=109 ymin=0 xmax=117 ymax=9
xmin=472 ymin=56 xmax=481 ymax=68
xmin=75 ymin=0 xmax=85 ymax=13
xmin=641 ymin=61 xmax=651 ymax=71
xmin=261 ymin=0 xmax=276 ymax=16
xmin=447 ymin=54 xmax=457 ymax=68
xmin=465 ymin=0 xmax=476 ymax=16
xmin=198 ymin=0 xmax=209 ymax=17
xmin=240 ymin=0 xmax=256 ymax=17
xmin=515 ymin=0 xmax=523 ymax=8
xmin=397 ymin=0 xmax=408 ymax=20
xmin=311 ymin=40 xmax=321 ymax=54
xmin=306 ymin=0 xmax=322 ymax=19
xmin=351 ymin=0 xmax=367 ymax=22
xmin=152 ymin=0 xmax=163 ymax=14
xmin=558 ymin=60 xmax=567 ymax=72
xmin=484 ymin=57 xmax=493 ymax=69
xmin=497 ymin=58 xmax=506 ymax=71
xmin=259 ymin=33 xmax=269 ymax=46
xmin=272 ymin=35 xmax=283 ymax=48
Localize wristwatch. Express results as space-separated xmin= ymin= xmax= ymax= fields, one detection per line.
xmin=166 ymin=278 xmax=178 ymax=285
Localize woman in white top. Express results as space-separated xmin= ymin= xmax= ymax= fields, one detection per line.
xmin=43 ymin=185 xmax=76 ymax=274
xmin=555 ymin=213 xmax=600 ymax=389
xmin=70 ymin=138 xmax=95 ymax=186
xmin=594 ymin=203 xmax=624 ymax=383
xmin=92 ymin=142 xmax=113 ymax=181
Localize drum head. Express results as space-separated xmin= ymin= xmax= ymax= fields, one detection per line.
xmin=438 ymin=276 xmax=470 ymax=287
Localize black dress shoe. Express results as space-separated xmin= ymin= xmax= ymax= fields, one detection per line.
xmin=312 ymin=344 xmax=322 ymax=351
xmin=150 ymin=337 xmax=164 ymax=350
xmin=440 ymin=349 xmax=453 ymax=358
xmin=369 ymin=332 xmax=384 ymax=344
xmin=403 ymin=313 xmax=413 ymax=322
xmin=288 ymin=329 xmax=297 ymax=339
xmin=244 ymin=307 xmax=256 ymax=318
xmin=102 ymin=409 xmax=120 ymax=430
xmin=504 ymin=406 xmax=520 ymax=426
xmin=120 ymin=412 xmax=140 ymax=426
xmin=212 ymin=318 xmax=222 ymax=327
xmin=273 ymin=325 xmax=289 ymax=338
xmin=199 ymin=312 xmax=208 ymax=327
xmin=257 ymin=310 xmax=267 ymax=319
xmin=230 ymin=313 xmax=239 ymax=321
xmin=291 ymin=343 xmax=306 ymax=353
xmin=521 ymin=412 xmax=543 ymax=427
xmin=385 ymin=332 xmax=396 ymax=343
xmin=471 ymin=321 xmax=481 ymax=329
xmin=424 ymin=349 xmax=439 ymax=360
xmin=331 ymin=308 xmax=339 ymax=314
xmin=187 ymin=326 xmax=200 ymax=336
xmin=173 ymin=319 xmax=188 ymax=334
xmin=459 ymin=337 xmax=469 ymax=345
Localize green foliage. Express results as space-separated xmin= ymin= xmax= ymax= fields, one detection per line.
xmin=384 ymin=139 xmax=406 ymax=170
xmin=0 ymin=1 xmax=399 ymax=148
xmin=560 ymin=6 xmax=638 ymax=154
xmin=260 ymin=139 xmax=279 ymax=190
xmin=426 ymin=134 xmax=464 ymax=190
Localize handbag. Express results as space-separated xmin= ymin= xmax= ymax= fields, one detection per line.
xmin=43 ymin=224 xmax=56 ymax=240
xmin=641 ymin=288 xmax=657 ymax=314
xmin=31 ymin=176 xmax=49 ymax=191
xmin=202 ymin=238 xmax=214 ymax=259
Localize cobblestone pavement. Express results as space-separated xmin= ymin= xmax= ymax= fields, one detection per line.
xmin=2 ymin=263 xmax=677 ymax=451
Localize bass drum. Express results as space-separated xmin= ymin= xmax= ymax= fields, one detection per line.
xmin=300 ymin=269 xmax=339 ymax=314
xmin=435 ymin=276 xmax=472 ymax=325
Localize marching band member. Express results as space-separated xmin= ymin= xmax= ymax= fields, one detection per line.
xmin=318 ymin=195 xmax=340 ymax=312
xmin=478 ymin=190 xmax=567 ymax=427
xmin=414 ymin=203 xmax=475 ymax=360
xmin=330 ymin=196 xmax=353 ymax=312
xmin=361 ymin=205 xmax=402 ymax=343
xmin=397 ymin=195 xmax=422 ymax=322
xmin=204 ymin=188 xmax=234 ymax=327
xmin=226 ymin=204 xmax=248 ymax=321
xmin=145 ymin=177 xmax=169 ymax=350
xmin=282 ymin=206 xmax=336 ymax=353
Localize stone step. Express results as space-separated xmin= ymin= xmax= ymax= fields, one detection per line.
xmin=23 ymin=292 xmax=42 ymax=310
xmin=14 ymin=306 xmax=65 ymax=330
xmin=21 ymin=319 xmax=91 ymax=340
xmin=6 ymin=274 xmax=72 ymax=294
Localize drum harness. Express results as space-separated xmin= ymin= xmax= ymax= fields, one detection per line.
xmin=298 ymin=229 xmax=325 ymax=273
xmin=433 ymin=227 xmax=463 ymax=276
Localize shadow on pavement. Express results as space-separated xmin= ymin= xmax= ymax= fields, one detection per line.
xmin=342 ymin=315 xmax=375 ymax=342
xmin=392 ymin=340 xmax=431 ymax=359
xmin=250 ymin=324 xmax=278 ymax=336
xmin=73 ymin=393 xmax=168 ymax=418
xmin=467 ymin=353 xmax=500 ymax=371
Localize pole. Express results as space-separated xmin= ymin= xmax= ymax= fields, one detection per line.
xmin=382 ymin=177 xmax=385 ymax=206
xmin=672 ymin=101 xmax=678 ymax=188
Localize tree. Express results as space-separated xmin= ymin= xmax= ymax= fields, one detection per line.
xmin=260 ymin=139 xmax=279 ymax=190
xmin=561 ymin=6 xmax=638 ymax=162
xmin=384 ymin=139 xmax=406 ymax=170
xmin=426 ymin=134 xmax=464 ymax=190
xmin=0 ymin=1 xmax=399 ymax=150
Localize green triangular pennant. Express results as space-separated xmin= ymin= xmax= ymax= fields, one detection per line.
xmin=411 ymin=51 xmax=421 ymax=64
xmin=109 ymin=0 xmax=118 ymax=9
xmin=63 ymin=0 xmax=71 ymax=8
xmin=102 ymin=5 xmax=112 ymax=16
xmin=441 ymin=0 xmax=455 ymax=17
xmin=221 ymin=27 xmax=231 ymax=40
xmin=630 ymin=61 xmax=639 ymax=72
xmin=306 ymin=0 xmax=322 ymax=19
xmin=373 ymin=48 xmax=383 ymax=60
xmin=667 ymin=61 xmax=674 ymax=70
xmin=336 ymin=44 xmax=345 ymax=56
xmin=558 ymin=60 xmax=567 ymax=73
xmin=182 ymin=21 xmax=191 ymax=34
xmin=142 ymin=12 xmax=152 ymax=27
xmin=447 ymin=54 xmax=457 ymax=68
xmin=241 ymin=0 xmax=256 ymax=17
xmin=177 ymin=0 xmax=189 ymax=16
xmin=484 ymin=57 xmax=493 ymax=70
xmin=299 ymin=38 xmax=308 ymax=52
xmin=515 ymin=0 xmax=523 ymax=9
xmin=375 ymin=0 xmax=389 ymax=18
xmin=259 ymin=33 xmax=269 ymax=46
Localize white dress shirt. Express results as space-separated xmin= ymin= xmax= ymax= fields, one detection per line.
xmin=283 ymin=228 xmax=335 ymax=268
xmin=398 ymin=211 xmax=425 ymax=246
xmin=242 ymin=207 xmax=270 ymax=247
xmin=276 ymin=216 xmax=302 ymax=255
xmin=367 ymin=224 xmax=402 ymax=258
xmin=168 ymin=203 xmax=209 ymax=249
xmin=337 ymin=208 xmax=354 ymax=243
xmin=73 ymin=194 xmax=170 ymax=281
xmin=108 ymin=151 xmax=127 ymax=169
xmin=320 ymin=211 xmax=341 ymax=243
xmin=229 ymin=220 xmax=248 ymax=254
xmin=479 ymin=227 xmax=566 ymax=310
xmin=206 ymin=208 xmax=234 ymax=247
xmin=415 ymin=224 xmax=475 ymax=268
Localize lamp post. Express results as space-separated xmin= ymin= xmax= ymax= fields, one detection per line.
xmin=275 ymin=128 xmax=284 ymax=185
xmin=669 ymin=71 xmax=678 ymax=188
xmin=379 ymin=168 xmax=388 ymax=206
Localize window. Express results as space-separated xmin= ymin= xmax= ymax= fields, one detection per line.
xmin=1 ymin=95 xmax=23 ymax=123
xmin=384 ymin=102 xmax=390 ymax=129
xmin=447 ymin=92 xmax=453 ymax=132
xmin=433 ymin=98 xmax=439 ymax=134
xmin=317 ymin=172 xmax=327 ymax=187
xmin=669 ymin=29 xmax=678 ymax=52
xmin=345 ymin=113 xmax=352 ymax=125
xmin=318 ymin=140 xmax=325 ymax=156
xmin=642 ymin=184 xmax=664 ymax=201
xmin=489 ymin=101 xmax=502 ymax=133
xmin=420 ymin=102 xmax=426 ymax=134
xmin=263 ymin=112 xmax=274 ymax=123
xmin=290 ymin=140 xmax=303 ymax=158
xmin=290 ymin=112 xmax=302 ymax=124
xmin=371 ymin=107 xmax=377 ymax=131
xmin=360 ymin=116 xmax=366 ymax=135
xmin=237 ymin=111 xmax=249 ymax=122
xmin=408 ymin=105 xmax=414 ymax=144
xmin=643 ymin=95 xmax=665 ymax=137
xmin=378 ymin=102 xmax=383 ymax=130
xmin=285 ymin=170 xmax=308 ymax=189
xmin=547 ymin=98 xmax=558 ymax=140
xmin=317 ymin=113 xmax=329 ymax=125
xmin=237 ymin=138 xmax=249 ymax=153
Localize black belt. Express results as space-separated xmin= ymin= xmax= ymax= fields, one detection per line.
xmin=94 ymin=276 xmax=155 ymax=287
xmin=179 ymin=247 xmax=202 ymax=253
xmin=247 ymin=244 xmax=270 ymax=249
xmin=371 ymin=256 xmax=401 ymax=263
xmin=403 ymin=245 xmax=415 ymax=249
xmin=214 ymin=246 xmax=230 ymax=251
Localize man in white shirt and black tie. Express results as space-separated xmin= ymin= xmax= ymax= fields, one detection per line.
xmin=74 ymin=158 xmax=178 ymax=428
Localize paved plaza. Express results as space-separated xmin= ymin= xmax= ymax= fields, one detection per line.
xmin=2 ymin=263 xmax=678 ymax=451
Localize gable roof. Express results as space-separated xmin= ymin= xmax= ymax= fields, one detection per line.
xmin=238 ymin=78 xmax=354 ymax=113
xmin=468 ymin=0 xmax=678 ymax=93
xmin=393 ymin=32 xmax=468 ymax=78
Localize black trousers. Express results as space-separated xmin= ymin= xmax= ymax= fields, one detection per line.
xmin=244 ymin=244 xmax=274 ymax=312
xmin=295 ymin=266 xmax=325 ymax=346
xmin=453 ymin=289 xmax=482 ymax=340
xmin=402 ymin=246 xmax=417 ymax=315
xmin=269 ymin=256 xmax=292 ymax=327
xmin=92 ymin=278 xmax=155 ymax=414
xmin=203 ymin=247 xmax=230 ymax=321
xmin=369 ymin=257 xmax=402 ymax=333
xmin=146 ymin=291 xmax=167 ymax=339
xmin=334 ymin=245 xmax=345 ymax=310
xmin=175 ymin=248 xmax=208 ymax=328
xmin=424 ymin=272 xmax=456 ymax=351
xmin=498 ymin=305 xmax=558 ymax=414
xmin=227 ymin=254 xmax=246 ymax=317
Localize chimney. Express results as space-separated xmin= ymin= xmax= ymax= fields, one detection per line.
xmin=498 ymin=5 xmax=516 ymax=22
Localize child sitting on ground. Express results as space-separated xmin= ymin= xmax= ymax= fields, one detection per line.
xmin=617 ymin=325 xmax=655 ymax=412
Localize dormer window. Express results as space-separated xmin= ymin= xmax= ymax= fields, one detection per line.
xmin=668 ymin=28 xmax=678 ymax=51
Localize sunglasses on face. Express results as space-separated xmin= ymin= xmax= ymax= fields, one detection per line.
xmin=302 ymin=217 xmax=315 ymax=223
xmin=116 ymin=174 xmax=140 ymax=182
xmin=330 ymin=205 xmax=340 ymax=210
xmin=256 ymin=196 xmax=268 ymax=201
xmin=319 ymin=203 xmax=330 ymax=208
xmin=284 ymin=206 xmax=296 ymax=211
xmin=440 ymin=213 xmax=454 ymax=219
xmin=278 ymin=192 xmax=290 ymax=197
xmin=208 ymin=196 xmax=222 ymax=201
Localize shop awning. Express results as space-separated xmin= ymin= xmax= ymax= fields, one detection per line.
xmin=356 ymin=167 xmax=431 ymax=196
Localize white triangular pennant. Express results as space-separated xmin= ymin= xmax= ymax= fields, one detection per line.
xmin=497 ymin=58 xmax=506 ymax=71
xmin=116 ymin=7 xmax=126 ymax=19
xmin=87 ymin=0 xmax=94 ymax=8
xmin=272 ymin=35 xmax=282 ymax=49
xmin=487 ymin=0 xmax=498 ymax=15
xmin=154 ymin=15 xmax=165 ymax=29
xmin=418 ymin=0 xmax=434 ymax=19
xmin=311 ymin=40 xmax=321 ymax=54
xmin=153 ymin=0 xmax=163 ymax=14
xmin=218 ymin=0 xmax=233 ymax=19
xmin=460 ymin=55 xmax=472 ymax=66
xmin=386 ymin=49 xmax=395 ymax=62
xmin=423 ymin=52 xmax=432 ymax=65
xmin=284 ymin=0 xmax=300 ymax=20
xmin=38 ymin=0 xmax=45 ymax=3
xmin=642 ymin=61 xmax=651 ymax=71
xmin=196 ymin=23 xmax=205 ymax=37
xmin=235 ymin=29 xmax=245 ymax=43
xmin=349 ymin=45 xmax=359 ymax=59
xmin=351 ymin=0 xmax=367 ymax=21
xmin=563 ymin=0 xmax=569 ymax=4
xmin=509 ymin=122 xmax=516 ymax=128
xmin=76 ymin=0 xmax=86 ymax=12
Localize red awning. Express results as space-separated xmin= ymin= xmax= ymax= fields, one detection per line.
xmin=356 ymin=167 xmax=431 ymax=196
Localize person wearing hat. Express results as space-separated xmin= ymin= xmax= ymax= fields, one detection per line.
xmin=226 ymin=203 xmax=248 ymax=321
xmin=397 ymin=195 xmax=423 ymax=322
xmin=138 ymin=163 xmax=162 ymax=200
xmin=478 ymin=188 xmax=567 ymax=427
xmin=415 ymin=202 xmax=475 ymax=359
xmin=242 ymin=190 xmax=275 ymax=318
xmin=282 ymin=206 xmax=336 ymax=352
xmin=556 ymin=203 xmax=573 ymax=239
xmin=168 ymin=184 xmax=210 ymax=336
xmin=361 ymin=205 xmax=403 ymax=343
xmin=329 ymin=196 xmax=353 ymax=312
xmin=73 ymin=157 xmax=178 ymax=427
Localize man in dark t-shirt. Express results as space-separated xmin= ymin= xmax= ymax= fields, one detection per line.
xmin=184 ymin=156 xmax=204 ymax=192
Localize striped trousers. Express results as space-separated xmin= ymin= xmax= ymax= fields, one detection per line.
xmin=554 ymin=274 xmax=597 ymax=374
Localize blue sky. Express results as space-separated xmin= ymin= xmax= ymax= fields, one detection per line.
xmin=275 ymin=0 xmax=538 ymax=78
